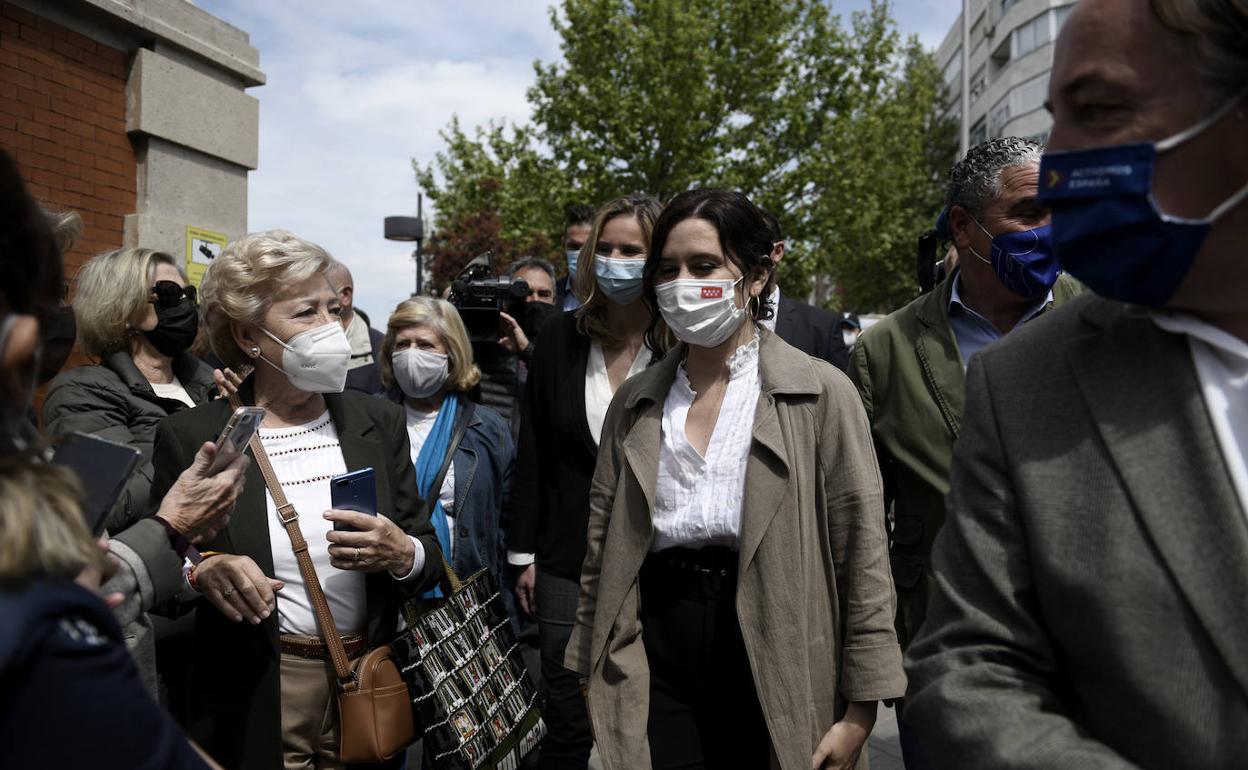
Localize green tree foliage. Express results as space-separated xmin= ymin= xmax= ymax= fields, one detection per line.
xmin=416 ymin=0 xmax=956 ymax=312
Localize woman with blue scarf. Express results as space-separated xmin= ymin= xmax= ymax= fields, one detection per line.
xmin=379 ymin=298 xmax=517 ymax=620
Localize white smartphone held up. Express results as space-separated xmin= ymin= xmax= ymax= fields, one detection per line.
xmin=206 ymin=406 xmax=266 ymax=475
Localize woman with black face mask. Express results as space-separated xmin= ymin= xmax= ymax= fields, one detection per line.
xmin=41 ymin=248 xmax=219 ymax=709
xmin=44 ymin=248 xmax=214 ymax=534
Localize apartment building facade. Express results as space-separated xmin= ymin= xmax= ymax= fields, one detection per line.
xmin=936 ymin=0 xmax=1076 ymax=152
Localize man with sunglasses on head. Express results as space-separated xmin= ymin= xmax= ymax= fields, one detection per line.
xmin=902 ymin=1 xmax=1248 ymax=767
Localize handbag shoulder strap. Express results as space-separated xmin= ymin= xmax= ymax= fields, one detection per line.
xmin=228 ymin=394 xmax=357 ymax=691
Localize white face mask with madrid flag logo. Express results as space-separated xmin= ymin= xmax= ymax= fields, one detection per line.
xmin=655 ymin=276 xmax=747 ymax=349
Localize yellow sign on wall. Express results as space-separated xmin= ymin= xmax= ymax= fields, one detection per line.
xmin=185 ymin=225 xmax=228 ymax=289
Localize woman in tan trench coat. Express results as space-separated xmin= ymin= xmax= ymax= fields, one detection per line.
xmin=565 ymin=189 xmax=906 ymax=770
xmin=566 ymin=189 xmax=908 ymax=763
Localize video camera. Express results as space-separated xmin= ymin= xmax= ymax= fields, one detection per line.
xmin=448 ymin=252 xmax=530 ymax=342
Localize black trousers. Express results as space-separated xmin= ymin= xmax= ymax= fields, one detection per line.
xmin=535 ymin=567 xmax=593 ymax=770
xmin=640 ymin=547 xmax=772 ymax=770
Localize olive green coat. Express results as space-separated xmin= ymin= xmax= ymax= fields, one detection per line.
xmin=847 ymin=275 xmax=1083 ymax=648
xmin=565 ymin=328 xmax=906 ymax=770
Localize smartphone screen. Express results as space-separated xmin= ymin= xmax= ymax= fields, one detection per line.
xmin=51 ymin=432 xmax=142 ymax=536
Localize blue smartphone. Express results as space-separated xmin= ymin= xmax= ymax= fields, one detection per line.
xmin=330 ymin=467 xmax=377 ymax=531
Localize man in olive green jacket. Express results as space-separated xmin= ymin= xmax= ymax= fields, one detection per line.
xmin=849 ymin=138 xmax=1082 ymax=765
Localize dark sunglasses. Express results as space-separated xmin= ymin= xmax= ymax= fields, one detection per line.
xmin=150 ymin=280 xmax=197 ymax=307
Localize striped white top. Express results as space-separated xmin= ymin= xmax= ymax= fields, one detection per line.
xmin=651 ymin=336 xmax=760 ymax=551
xmin=260 ymin=412 xmax=367 ymax=635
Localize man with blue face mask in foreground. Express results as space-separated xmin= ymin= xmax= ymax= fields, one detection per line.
xmin=847 ymin=136 xmax=1082 ymax=769
xmin=903 ymin=1 xmax=1248 ymax=768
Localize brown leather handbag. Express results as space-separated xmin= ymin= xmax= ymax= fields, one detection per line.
xmin=236 ymin=395 xmax=415 ymax=763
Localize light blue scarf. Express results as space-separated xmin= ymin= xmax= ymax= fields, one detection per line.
xmin=415 ymin=393 xmax=458 ymax=600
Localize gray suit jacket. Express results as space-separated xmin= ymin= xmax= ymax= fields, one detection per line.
xmin=904 ymin=294 xmax=1248 ymax=768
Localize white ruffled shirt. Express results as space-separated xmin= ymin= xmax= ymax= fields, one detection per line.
xmin=652 ymin=336 xmax=760 ymax=551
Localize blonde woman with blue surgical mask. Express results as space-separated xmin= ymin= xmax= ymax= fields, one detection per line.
xmin=566 ymin=189 xmax=905 ymax=770
xmin=507 ymin=193 xmax=666 ymax=767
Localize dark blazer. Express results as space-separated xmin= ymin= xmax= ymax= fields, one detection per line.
xmin=508 ymin=311 xmax=614 ymax=580
xmin=43 ymin=351 xmax=217 ymax=531
xmin=555 ymin=275 xmax=578 ymax=310
xmin=904 ymin=294 xmax=1248 ymax=768
xmin=773 ymin=293 xmax=850 ymax=371
xmin=150 ymin=378 xmax=443 ymax=770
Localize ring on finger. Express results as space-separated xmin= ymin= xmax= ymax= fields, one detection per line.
xmin=223 ymin=586 xmax=235 ymax=598
xmin=354 ymin=547 xmax=361 ymax=562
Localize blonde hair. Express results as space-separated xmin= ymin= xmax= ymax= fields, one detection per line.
xmin=43 ymin=208 xmax=83 ymax=257
xmin=574 ymin=194 xmax=663 ymax=349
xmin=201 ymin=229 xmax=333 ymax=370
xmin=0 ymin=458 xmax=100 ymax=588
xmin=379 ymin=297 xmax=481 ymax=393
xmin=73 ymin=248 xmax=185 ymax=357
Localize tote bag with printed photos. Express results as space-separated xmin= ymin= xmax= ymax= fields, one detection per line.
xmin=394 ymin=564 xmax=545 ymax=770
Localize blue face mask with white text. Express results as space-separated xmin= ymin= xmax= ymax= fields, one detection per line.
xmin=1036 ymin=91 xmax=1248 ymax=308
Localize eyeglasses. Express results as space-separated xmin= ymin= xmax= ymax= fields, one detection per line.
xmin=150 ymin=280 xmax=196 ymax=308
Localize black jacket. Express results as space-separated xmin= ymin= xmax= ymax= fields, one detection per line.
xmin=774 ymin=293 xmax=850 ymax=372
xmin=152 ymin=379 xmax=443 ymax=770
xmin=43 ymin=351 xmax=217 ymax=532
xmin=509 ymin=311 xmax=622 ymax=580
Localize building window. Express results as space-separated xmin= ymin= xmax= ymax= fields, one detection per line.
xmin=989 ymin=72 xmax=1050 ymax=138
xmin=943 ymin=47 xmax=963 ymax=86
xmin=969 ymin=65 xmax=987 ymax=104
xmin=971 ymin=118 xmax=988 ymax=147
xmin=1013 ymin=11 xmax=1052 ymax=58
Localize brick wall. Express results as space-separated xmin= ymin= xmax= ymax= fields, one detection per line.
xmin=0 ymin=1 xmax=135 ymax=283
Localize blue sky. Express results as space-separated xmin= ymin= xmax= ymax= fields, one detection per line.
xmin=198 ymin=0 xmax=959 ymax=320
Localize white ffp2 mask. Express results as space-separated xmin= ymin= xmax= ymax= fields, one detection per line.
xmin=260 ymin=321 xmax=352 ymax=393
xmin=393 ymin=347 xmax=450 ymax=399
xmin=655 ymin=277 xmax=747 ymax=348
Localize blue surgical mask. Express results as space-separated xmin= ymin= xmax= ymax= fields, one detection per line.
xmin=1037 ymin=92 xmax=1248 ymax=308
xmin=593 ymin=255 xmax=645 ymax=304
xmin=566 ymin=249 xmax=580 ymax=282
xmin=967 ymin=218 xmax=1060 ymax=300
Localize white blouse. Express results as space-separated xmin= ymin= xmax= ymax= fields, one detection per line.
xmin=651 ymin=336 xmax=761 ymax=552
xmin=585 ymin=339 xmax=649 ymax=446
xmin=259 ymin=413 xmax=366 ymax=635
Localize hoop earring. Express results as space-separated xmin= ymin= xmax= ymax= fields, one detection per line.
xmin=748 ymin=294 xmax=760 ymax=317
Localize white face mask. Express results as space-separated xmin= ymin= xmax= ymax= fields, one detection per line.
xmin=566 ymin=249 xmax=580 ymax=281
xmin=260 ymin=321 xmax=352 ymax=393
xmin=393 ymin=347 xmax=450 ymax=399
xmin=655 ymin=276 xmax=747 ymax=349
xmin=842 ymin=329 xmax=859 ymax=347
